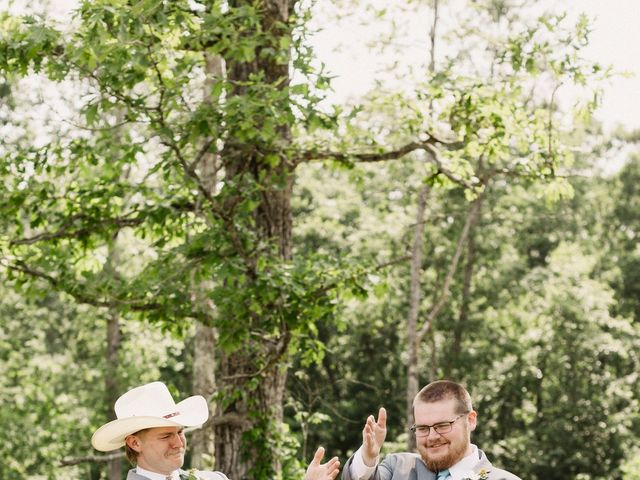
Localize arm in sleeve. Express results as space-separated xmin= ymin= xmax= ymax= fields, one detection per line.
xmin=342 ymin=446 xmax=378 ymax=480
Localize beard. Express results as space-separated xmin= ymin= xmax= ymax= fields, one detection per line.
xmin=419 ymin=432 xmax=469 ymax=471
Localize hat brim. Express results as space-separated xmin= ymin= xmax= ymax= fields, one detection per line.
xmin=91 ymin=395 xmax=208 ymax=452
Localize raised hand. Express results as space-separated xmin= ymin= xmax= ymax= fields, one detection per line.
xmin=362 ymin=407 xmax=387 ymax=467
xmin=304 ymin=446 xmax=340 ymax=480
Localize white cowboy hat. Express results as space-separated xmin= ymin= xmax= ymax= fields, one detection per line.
xmin=91 ymin=381 xmax=209 ymax=452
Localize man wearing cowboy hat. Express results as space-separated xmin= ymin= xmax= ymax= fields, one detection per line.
xmin=92 ymin=381 xmax=340 ymax=480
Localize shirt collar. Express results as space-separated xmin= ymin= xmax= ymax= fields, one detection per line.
xmin=136 ymin=466 xmax=180 ymax=480
xmin=448 ymin=444 xmax=480 ymax=480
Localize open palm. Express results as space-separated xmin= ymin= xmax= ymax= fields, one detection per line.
xmin=305 ymin=447 xmax=340 ymax=480
xmin=362 ymin=407 xmax=387 ymax=465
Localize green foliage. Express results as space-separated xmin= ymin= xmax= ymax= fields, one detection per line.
xmin=1 ymin=0 xmax=638 ymax=479
xmin=0 ymin=12 xmax=61 ymax=75
xmin=473 ymin=243 xmax=640 ymax=479
xmin=0 ymin=278 xmax=189 ymax=479
xmin=0 ymin=0 xmax=353 ymax=476
xmin=606 ymin=155 xmax=640 ymax=323
xmin=622 ymin=452 xmax=640 ymax=480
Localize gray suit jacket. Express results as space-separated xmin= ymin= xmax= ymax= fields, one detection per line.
xmin=126 ymin=468 xmax=230 ymax=480
xmin=341 ymin=448 xmax=520 ymax=480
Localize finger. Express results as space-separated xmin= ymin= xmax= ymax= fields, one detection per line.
xmin=311 ymin=446 xmax=325 ymax=466
xmin=377 ymin=407 xmax=387 ymax=428
xmin=363 ymin=415 xmax=375 ymax=439
xmin=328 ymin=457 xmax=341 ymax=479
xmin=328 ymin=457 xmax=340 ymax=476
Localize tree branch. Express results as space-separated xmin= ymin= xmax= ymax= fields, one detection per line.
xmin=417 ymin=193 xmax=484 ymax=342
xmin=60 ymin=452 xmax=124 ymax=467
xmin=298 ymin=135 xmax=452 ymax=164
xmin=307 ymin=254 xmax=412 ymax=301
xmin=3 ymin=260 xmax=162 ymax=312
xmin=295 ymin=137 xmax=476 ymax=190
xmin=9 ymin=215 xmax=143 ymax=246
xmin=8 ymin=196 xmax=198 ymax=247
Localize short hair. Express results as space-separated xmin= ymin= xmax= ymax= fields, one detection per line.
xmin=124 ymin=429 xmax=150 ymax=465
xmin=124 ymin=443 xmax=137 ymax=465
xmin=413 ymin=380 xmax=472 ymax=414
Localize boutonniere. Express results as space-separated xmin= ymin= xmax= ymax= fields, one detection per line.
xmin=461 ymin=468 xmax=490 ymax=480
xmin=179 ymin=469 xmax=202 ymax=480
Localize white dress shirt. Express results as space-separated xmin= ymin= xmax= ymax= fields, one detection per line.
xmin=448 ymin=445 xmax=482 ymax=480
xmin=135 ymin=466 xmax=179 ymax=480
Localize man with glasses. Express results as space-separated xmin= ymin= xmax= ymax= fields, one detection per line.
xmin=342 ymin=380 xmax=520 ymax=480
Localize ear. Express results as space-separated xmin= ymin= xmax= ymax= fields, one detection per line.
xmin=467 ymin=410 xmax=478 ymax=432
xmin=125 ymin=434 xmax=143 ymax=453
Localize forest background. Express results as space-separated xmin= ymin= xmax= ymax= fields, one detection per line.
xmin=0 ymin=0 xmax=639 ymax=479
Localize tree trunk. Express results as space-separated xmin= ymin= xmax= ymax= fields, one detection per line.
xmin=105 ymin=310 xmax=121 ymax=480
xmin=191 ymin=322 xmax=217 ymax=469
xmin=190 ymin=51 xmax=224 ymax=470
xmin=215 ymin=357 xmax=288 ymax=479
xmin=406 ymin=184 xmax=429 ymax=451
xmin=104 ymin=224 xmax=125 ymax=480
xmin=447 ymin=199 xmax=481 ymax=376
xmin=406 ymin=0 xmax=439 ymax=451
xmin=214 ymin=1 xmax=294 ymax=477
xmin=405 ymin=196 xmax=482 ymax=443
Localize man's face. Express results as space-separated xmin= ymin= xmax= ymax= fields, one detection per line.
xmin=414 ymin=397 xmax=476 ymax=471
xmin=127 ymin=426 xmax=187 ymax=475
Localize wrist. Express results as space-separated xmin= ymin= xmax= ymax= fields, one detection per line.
xmin=362 ymin=451 xmax=379 ymax=467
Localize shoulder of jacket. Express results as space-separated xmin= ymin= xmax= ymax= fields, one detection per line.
xmin=487 ymin=467 xmax=521 ymax=480
xmin=382 ymin=452 xmax=422 ymax=464
xmin=387 ymin=452 xmax=421 ymax=458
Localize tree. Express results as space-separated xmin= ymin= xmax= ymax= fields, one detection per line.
xmin=606 ymin=150 xmax=640 ymax=323
xmin=0 ymin=0 xmax=605 ymax=478
xmin=0 ymin=278 xmax=188 ymax=479
xmin=0 ymin=1 xmax=335 ymax=477
xmin=473 ymin=243 xmax=640 ymax=479
xmin=341 ymin=0 xmax=604 ymax=450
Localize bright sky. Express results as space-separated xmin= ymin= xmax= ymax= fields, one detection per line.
xmin=577 ymin=0 xmax=640 ymax=131
xmin=310 ymin=0 xmax=640 ymax=134
xmin=1 ymin=0 xmax=639 ymax=133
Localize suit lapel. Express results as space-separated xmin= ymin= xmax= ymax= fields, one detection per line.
xmin=125 ymin=469 xmax=148 ymax=480
xmin=471 ymin=450 xmax=495 ymax=479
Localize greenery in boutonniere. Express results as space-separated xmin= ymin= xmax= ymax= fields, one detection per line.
xmin=179 ymin=469 xmax=200 ymax=480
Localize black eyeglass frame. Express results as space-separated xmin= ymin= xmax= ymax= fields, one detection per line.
xmin=409 ymin=412 xmax=468 ymax=437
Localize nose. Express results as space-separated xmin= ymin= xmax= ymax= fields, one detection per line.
xmin=171 ymin=432 xmax=186 ymax=449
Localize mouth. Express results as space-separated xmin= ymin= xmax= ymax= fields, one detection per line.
xmin=427 ymin=442 xmax=449 ymax=450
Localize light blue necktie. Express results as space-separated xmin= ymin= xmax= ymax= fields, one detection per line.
xmin=437 ymin=469 xmax=451 ymax=480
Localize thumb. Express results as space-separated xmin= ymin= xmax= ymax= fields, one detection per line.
xmin=312 ymin=446 xmax=325 ymax=465
xmin=378 ymin=407 xmax=387 ymax=428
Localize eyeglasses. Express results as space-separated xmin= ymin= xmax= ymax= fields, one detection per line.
xmin=410 ymin=413 xmax=468 ymax=437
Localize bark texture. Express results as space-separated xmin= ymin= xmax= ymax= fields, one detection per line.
xmin=214 ymin=1 xmax=295 ymax=478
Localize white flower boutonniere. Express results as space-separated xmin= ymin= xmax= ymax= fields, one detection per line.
xmin=461 ymin=468 xmax=490 ymax=480
xmin=179 ymin=469 xmax=202 ymax=480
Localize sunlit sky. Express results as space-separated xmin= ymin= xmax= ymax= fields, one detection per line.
xmin=311 ymin=0 xmax=640 ymax=134
xmin=577 ymin=0 xmax=640 ymax=131
xmin=1 ymin=0 xmax=639 ymax=133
